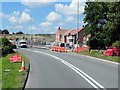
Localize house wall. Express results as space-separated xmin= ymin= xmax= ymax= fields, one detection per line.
xmin=78 ymin=29 xmax=84 ymax=46
xmin=56 ymin=30 xmax=64 ymax=43
xmin=56 ymin=28 xmax=84 ymax=47
xmin=56 ymin=30 xmax=59 ymax=42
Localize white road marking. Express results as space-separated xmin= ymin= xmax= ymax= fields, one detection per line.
xmin=61 ymin=60 xmax=106 ymax=90
xmin=61 ymin=60 xmax=99 ymax=89
xmin=25 ymin=49 xmax=106 ymax=89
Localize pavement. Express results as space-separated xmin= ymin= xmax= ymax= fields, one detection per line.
xmin=19 ymin=48 xmax=119 ymax=89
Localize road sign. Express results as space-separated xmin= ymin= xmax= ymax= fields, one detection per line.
xmin=10 ymin=54 xmax=21 ymax=63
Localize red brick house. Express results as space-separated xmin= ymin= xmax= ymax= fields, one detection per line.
xmin=56 ymin=27 xmax=84 ymax=47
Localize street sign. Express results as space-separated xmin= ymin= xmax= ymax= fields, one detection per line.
xmin=10 ymin=54 xmax=21 ymax=63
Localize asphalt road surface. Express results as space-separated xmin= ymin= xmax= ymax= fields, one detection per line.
xmin=19 ymin=48 xmax=119 ymax=89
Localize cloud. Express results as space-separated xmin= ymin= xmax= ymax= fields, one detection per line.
xmin=0 ymin=12 xmax=4 ymax=18
xmin=66 ymin=16 xmax=75 ymax=22
xmin=0 ymin=12 xmax=9 ymax=19
xmin=19 ymin=12 xmax=32 ymax=23
xmin=9 ymin=16 xmax=17 ymax=23
xmin=28 ymin=26 xmax=40 ymax=31
xmin=24 ymin=8 xmax=30 ymax=13
xmin=8 ymin=11 xmax=33 ymax=24
xmin=14 ymin=25 xmax=24 ymax=30
xmin=40 ymin=22 xmax=52 ymax=27
xmin=21 ymin=0 xmax=56 ymax=8
xmin=13 ymin=11 xmax=20 ymax=16
xmin=55 ymin=0 xmax=85 ymax=16
xmin=46 ymin=12 xmax=62 ymax=22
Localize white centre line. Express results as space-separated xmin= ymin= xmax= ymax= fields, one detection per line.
xmin=26 ymin=49 xmax=106 ymax=90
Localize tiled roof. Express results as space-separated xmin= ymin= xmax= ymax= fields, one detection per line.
xmin=64 ymin=28 xmax=83 ymax=36
xmin=57 ymin=29 xmax=71 ymax=35
xmin=56 ymin=27 xmax=83 ymax=36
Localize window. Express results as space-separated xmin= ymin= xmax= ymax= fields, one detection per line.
xmin=59 ymin=35 xmax=62 ymax=41
xmin=20 ymin=42 xmax=26 ymax=44
xmin=69 ymin=39 xmax=73 ymax=42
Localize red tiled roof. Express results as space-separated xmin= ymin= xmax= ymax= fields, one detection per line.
xmin=64 ymin=30 xmax=72 ymax=36
xmin=56 ymin=27 xmax=83 ymax=36
xmin=64 ymin=28 xmax=83 ymax=36
xmin=57 ymin=29 xmax=71 ymax=35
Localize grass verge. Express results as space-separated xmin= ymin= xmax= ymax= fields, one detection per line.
xmin=78 ymin=50 xmax=120 ymax=63
xmin=1 ymin=53 xmax=29 ymax=89
xmin=0 ymin=58 xmax=2 ymax=89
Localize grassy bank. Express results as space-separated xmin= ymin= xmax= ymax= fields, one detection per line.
xmin=0 ymin=58 xmax=2 ymax=89
xmin=78 ymin=50 xmax=120 ymax=63
xmin=1 ymin=53 xmax=29 ymax=89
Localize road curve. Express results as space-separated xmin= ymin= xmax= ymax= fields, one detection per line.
xmin=19 ymin=48 xmax=119 ymax=89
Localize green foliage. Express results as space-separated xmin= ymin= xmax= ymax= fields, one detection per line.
xmin=2 ymin=29 xmax=9 ymax=34
xmin=0 ymin=38 xmax=14 ymax=56
xmin=112 ymin=41 xmax=120 ymax=49
xmin=83 ymin=2 xmax=120 ymax=48
xmin=2 ymin=53 xmax=29 ymax=88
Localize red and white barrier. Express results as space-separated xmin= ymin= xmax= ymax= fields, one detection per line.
xmin=19 ymin=58 xmax=26 ymax=72
xmin=51 ymin=46 xmax=67 ymax=53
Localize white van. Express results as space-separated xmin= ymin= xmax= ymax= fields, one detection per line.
xmin=18 ymin=40 xmax=27 ymax=48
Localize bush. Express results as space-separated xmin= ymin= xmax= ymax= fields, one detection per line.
xmin=112 ymin=41 xmax=120 ymax=49
xmin=0 ymin=38 xmax=14 ymax=56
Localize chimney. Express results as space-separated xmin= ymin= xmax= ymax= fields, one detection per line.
xmin=58 ymin=27 xmax=61 ymax=30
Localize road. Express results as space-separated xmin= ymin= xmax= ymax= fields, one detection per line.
xmin=19 ymin=48 xmax=119 ymax=89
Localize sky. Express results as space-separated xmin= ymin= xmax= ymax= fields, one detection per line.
xmin=0 ymin=0 xmax=86 ymax=34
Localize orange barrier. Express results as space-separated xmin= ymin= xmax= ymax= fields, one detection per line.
xmin=57 ymin=47 xmax=61 ymax=52
xmin=56 ymin=46 xmax=59 ymax=52
xmin=74 ymin=46 xmax=90 ymax=53
xmin=51 ymin=46 xmax=67 ymax=53
xmin=60 ymin=47 xmax=66 ymax=52
xmin=19 ymin=58 xmax=26 ymax=72
xmin=51 ymin=46 xmax=56 ymax=51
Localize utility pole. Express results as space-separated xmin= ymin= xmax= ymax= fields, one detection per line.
xmin=31 ymin=26 xmax=32 ymax=48
xmin=30 ymin=15 xmax=33 ymax=48
xmin=76 ymin=0 xmax=79 ymax=52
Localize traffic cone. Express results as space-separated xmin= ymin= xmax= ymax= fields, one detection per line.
xmin=19 ymin=58 xmax=26 ymax=72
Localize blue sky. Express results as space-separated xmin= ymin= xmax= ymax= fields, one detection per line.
xmin=1 ymin=0 xmax=85 ymax=34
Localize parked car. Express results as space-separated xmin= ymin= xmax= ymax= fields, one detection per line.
xmin=18 ymin=39 xmax=27 ymax=48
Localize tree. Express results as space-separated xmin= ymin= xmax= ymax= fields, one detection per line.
xmin=12 ymin=32 xmax=15 ymax=34
xmin=83 ymin=2 xmax=120 ymax=49
xmin=0 ymin=38 xmax=14 ymax=56
xmin=2 ymin=29 xmax=9 ymax=34
xmin=0 ymin=29 xmax=2 ymax=34
xmin=16 ymin=31 xmax=24 ymax=34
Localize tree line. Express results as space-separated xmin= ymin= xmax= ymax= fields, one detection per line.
xmin=0 ymin=29 xmax=24 ymax=34
xmin=83 ymin=1 xmax=120 ymax=49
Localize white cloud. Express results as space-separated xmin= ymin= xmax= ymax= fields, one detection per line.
xmin=24 ymin=8 xmax=30 ymax=13
xmin=9 ymin=16 xmax=17 ymax=23
xmin=0 ymin=12 xmax=4 ymax=18
xmin=28 ymin=26 xmax=40 ymax=31
xmin=0 ymin=12 xmax=9 ymax=19
xmin=50 ymin=32 xmax=55 ymax=34
xmin=8 ymin=11 xmax=33 ymax=24
xmin=19 ymin=12 xmax=32 ymax=23
xmin=46 ymin=12 xmax=62 ymax=22
xmin=14 ymin=25 xmax=24 ymax=30
xmin=66 ymin=16 xmax=75 ymax=22
xmin=21 ymin=0 xmax=56 ymax=8
xmin=55 ymin=0 xmax=85 ymax=16
xmin=13 ymin=11 xmax=20 ymax=16
xmin=40 ymin=22 xmax=52 ymax=27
